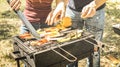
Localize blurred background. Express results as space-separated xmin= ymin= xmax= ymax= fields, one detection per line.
xmin=0 ymin=0 xmax=120 ymax=67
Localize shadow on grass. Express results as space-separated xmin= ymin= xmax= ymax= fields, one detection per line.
xmin=0 ymin=10 xmax=18 ymax=18
xmin=0 ymin=20 xmax=17 ymax=40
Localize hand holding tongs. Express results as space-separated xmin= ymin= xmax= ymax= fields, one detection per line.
xmin=7 ymin=0 xmax=40 ymax=40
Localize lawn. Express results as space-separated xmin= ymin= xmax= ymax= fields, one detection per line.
xmin=0 ymin=0 xmax=120 ymax=67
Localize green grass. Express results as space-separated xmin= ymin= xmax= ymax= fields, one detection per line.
xmin=0 ymin=0 xmax=25 ymax=18
xmin=101 ymin=1 xmax=120 ymax=63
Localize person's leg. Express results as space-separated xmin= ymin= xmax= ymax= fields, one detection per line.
xmin=85 ymin=8 xmax=105 ymax=67
xmin=20 ymin=22 xmax=40 ymax=34
xmin=65 ymin=7 xmax=83 ymax=67
xmin=85 ymin=8 xmax=105 ymax=41
xmin=66 ymin=62 xmax=78 ymax=67
xmin=20 ymin=24 xmax=29 ymax=34
xmin=65 ymin=6 xmax=83 ymax=29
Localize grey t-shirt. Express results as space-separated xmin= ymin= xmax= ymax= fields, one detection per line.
xmin=68 ymin=0 xmax=105 ymax=12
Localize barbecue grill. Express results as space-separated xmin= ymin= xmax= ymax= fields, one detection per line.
xmin=11 ymin=31 xmax=97 ymax=67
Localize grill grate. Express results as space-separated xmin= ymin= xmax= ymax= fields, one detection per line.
xmin=18 ymin=31 xmax=97 ymax=52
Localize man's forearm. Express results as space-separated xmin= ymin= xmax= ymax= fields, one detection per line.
xmin=94 ymin=0 xmax=107 ymax=9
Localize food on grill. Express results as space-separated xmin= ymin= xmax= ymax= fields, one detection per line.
xmin=36 ymin=30 xmax=45 ymax=35
xmin=57 ymin=36 xmax=71 ymax=42
xmin=69 ymin=33 xmax=78 ymax=39
xmin=37 ymin=29 xmax=63 ymax=38
xmin=56 ymin=24 xmax=66 ymax=30
xmin=66 ymin=29 xmax=83 ymax=39
xmin=61 ymin=17 xmax=72 ymax=27
xmin=30 ymin=38 xmax=48 ymax=46
xmin=55 ymin=17 xmax=72 ymax=29
xmin=60 ymin=27 xmax=71 ymax=32
xmin=19 ymin=32 xmax=32 ymax=39
xmin=57 ymin=29 xmax=83 ymax=42
xmin=76 ymin=29 xmax=83 ymax=37
xmin=30 ymin=41 xmax=38 ymax=46
xmin=44 ymin=27 xmax=59 ymax=32
xmin=37 ymin=27 xmax=70 ymax=38
xmin=37 ymin=27 xmax=59 ymax=34
xmin=20 ymin=28 xmax=83 ymax=43
xmin=45 ymin=31 xmax=63 ymax=38
xmin=38 ymin=28 xmax=84 ymax=43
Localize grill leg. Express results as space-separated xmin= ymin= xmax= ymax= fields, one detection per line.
xmin=89 ymin=54 xmax=93 ymax=67
xmin=87 ymin=53 xmax=93 ymax=67
xmin=17 ymin=60 xmax=20 ymax=67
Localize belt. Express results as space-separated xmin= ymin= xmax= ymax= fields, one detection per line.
xmin=68 ymin=4 xmax=105 ymax=12
xmin=68 ymin=6 xmax=82 ymax=12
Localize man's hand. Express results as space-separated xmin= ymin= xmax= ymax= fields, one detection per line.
xmin=10 ymin=0 xmax=21 ymax=10
xmin=81 ymin=1 xmax=96 ymax=19
xmin=45 ymin=2 xmax=65 ymax=25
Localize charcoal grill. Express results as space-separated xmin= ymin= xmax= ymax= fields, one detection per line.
xmin=11 ymin=32 xmax=97 ymax=67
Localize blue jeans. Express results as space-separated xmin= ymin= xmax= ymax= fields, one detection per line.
xmin=20 ymin=22 xmax=49 ymax=34
xmin=65 ymin=6 xmax=105 ymax=67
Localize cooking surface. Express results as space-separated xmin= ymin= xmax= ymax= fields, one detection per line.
xmin=15 ymin=28 xmax=96 ymax=52
xmin=13 ymin=29 xmax=97 ymax=67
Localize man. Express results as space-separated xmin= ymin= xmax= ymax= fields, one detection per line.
xmin=46 ymin=0 xmax=107 ymax=67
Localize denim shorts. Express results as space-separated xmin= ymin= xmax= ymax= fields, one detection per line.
xmin=20 ymin=22 xmax=50 ymax=34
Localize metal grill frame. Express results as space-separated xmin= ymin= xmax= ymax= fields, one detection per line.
xmin=11 ymin=32 xmax=98 ymax=67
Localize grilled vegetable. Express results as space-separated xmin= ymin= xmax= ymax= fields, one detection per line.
xmin=55 ymin=17 xmax=72 ymax=30
xmin=57 ymin=29 xmax=83 ymax=42
xmin=57 ymin=36 xmax=71 ymax=42
xmin=30 ymin=38 xmax=48 ymax=46
xmin=61 ymin=17 xmax=72 ymax=27
xmin=19 ymin=32 xmax=32 ymax=39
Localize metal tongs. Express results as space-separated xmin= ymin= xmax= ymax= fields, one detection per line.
xmin=7 ymin=0 xmax=40 ymax=40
